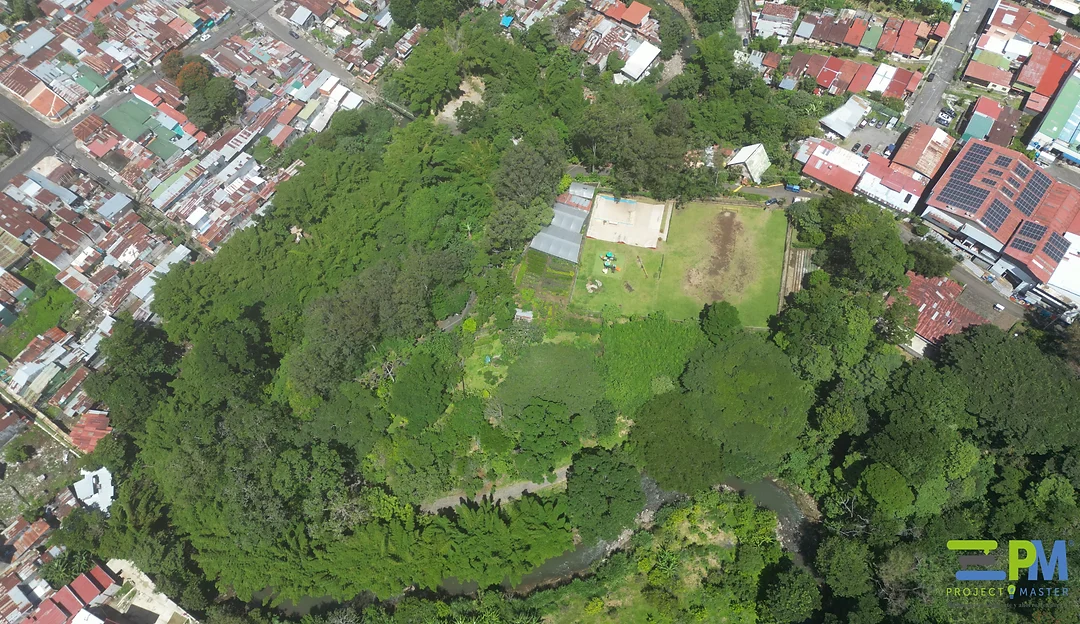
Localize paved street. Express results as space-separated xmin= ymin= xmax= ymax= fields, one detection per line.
xmin=905 ymin=0 xmax=994 ymax=126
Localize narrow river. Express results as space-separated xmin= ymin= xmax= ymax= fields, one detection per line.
xmin=256 ymin=475 xmax=812 ymax=614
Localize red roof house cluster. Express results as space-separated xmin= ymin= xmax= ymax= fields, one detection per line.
xmin=898 ymin=272 xmax=988 ymax=344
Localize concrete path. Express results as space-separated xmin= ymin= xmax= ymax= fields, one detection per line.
xmin=421 ymin=466 xmax=568 ymax=513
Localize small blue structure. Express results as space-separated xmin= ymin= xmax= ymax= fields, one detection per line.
xmin=500 ymin=15 xmax=513 ymax=28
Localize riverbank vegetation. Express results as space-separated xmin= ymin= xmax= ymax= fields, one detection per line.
xmin=50 ymin=7 xmax=1080 ymax=624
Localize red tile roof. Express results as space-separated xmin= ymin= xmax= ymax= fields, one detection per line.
xmin=68 ymin=575 xmax=101 ymax=606
xmin=71 ymin=409 xmax=111 ymax=453
xmin=964 ymin=61 xmax=1013 ymax=87
xmin=848 ymin=62 xmax=876 ymax=93
xmin=933 ymin=21 xmax=950 ymax=39
xmin=603 ymin=1 xmax=626 ymax=20
xmin=895 ymin=20 xmax=919 ymax=56
xmin=761 ymin=1 xmax=798 ymax=20
xmin=87 ymin=565 xmax=117 ymax=592
xmin=845 ymin=18 xmax=867 ymax=46
xmin=26 ymin=600 xmax=66 ymax=624
xmin=892 ymin=123 xmax=956 ymax=178
xmin=51 ymin=587 xmax=81 ymax=618
xmin=900 ymin=272 xmax=988 ymax=343
xmin=131 ymin=84 xmax=161 ymax=106
xmin=1059 ymin=32 xmax=1080 ymax=61
xmin=622 ymin=1 xmax=650 ymax=25
xmin=973 ymin=94 xmax=1003 ymax=119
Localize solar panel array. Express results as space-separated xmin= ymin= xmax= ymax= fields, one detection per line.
xmin=1018 ymin=221 xmax=1048 ymax=240
xmin=1044 ymin=232 xmax=1070 ymax=263
xmin=988 ymin=168 xmax=1005 ymax=177
xmin=981 ymin=199 xmax=1011 ymax=232
xmin=1015 ymin=170 xmax=1051 ymax=217
xmin=995 ymin=155 xmax=1012 ymax=167
xmin=1013 ymin=161 xmax=1031 ymax=179
xmin=1001 ymin=186 xmax=1016 ymax=199
xmin=981 ymin=178 xmax=998 ymax=186
xmin=1011 ymin=239 xmax=1037 ymax=254
xmin=1007 ymin=177 xmax=1022 ymax=188
xmin=937 ymin=179 xmax=991 ymax=213
xmin=953 ymin=143 xmax=993 ymax=182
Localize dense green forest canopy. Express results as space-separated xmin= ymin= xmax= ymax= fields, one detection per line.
xmin=54 ymin=8 xmax=1080 ymax=624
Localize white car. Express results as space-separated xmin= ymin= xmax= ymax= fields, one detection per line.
xmin=199 ymin=32 xmax=211 ymax=42
xmin=964 ymin=3 xmax=971 ymax=11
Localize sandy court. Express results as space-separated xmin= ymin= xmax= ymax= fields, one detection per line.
xmin=586 ymin=195 xmax=669 ymax=248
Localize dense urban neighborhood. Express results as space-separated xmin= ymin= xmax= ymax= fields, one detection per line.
xmin=0 ymin=0 xmax=1071 ymax=621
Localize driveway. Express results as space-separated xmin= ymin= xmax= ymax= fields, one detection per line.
xmin=904 ymin=0 xmax=994 ymax=125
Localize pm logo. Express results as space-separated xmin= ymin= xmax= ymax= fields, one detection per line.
xmin=948 ymin=539 xmax=1069 ymax=582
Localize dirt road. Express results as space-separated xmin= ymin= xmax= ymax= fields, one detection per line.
xmin=421 ymin=466 xmax=568 ymax=513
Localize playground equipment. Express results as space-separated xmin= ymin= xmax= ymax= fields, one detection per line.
xmin=601 ymin=251 xmax=620 ymax=273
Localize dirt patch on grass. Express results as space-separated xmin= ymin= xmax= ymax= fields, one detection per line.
xmin=683 ymin=210 xmax=759 ymax=303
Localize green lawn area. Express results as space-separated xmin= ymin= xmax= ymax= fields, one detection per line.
xmin=0 ymin=265 xmax=76 ymax=359
xmin=572 ymin=202 xmax=787 ymax=327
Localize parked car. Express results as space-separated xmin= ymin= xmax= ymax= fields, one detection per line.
xmin=941 ymin=107 xmax=956 ymax=116
xmin=289 ymin=30 xmax=300 ymax=39
xmin=859 ymin=119 xmax=868 ymax=128
xmin=861 ymin=144 xmax=873 ymax=156
xmin=199 ymin=32 xmax=211 ymax=42
xmin=90 ymin=102 xmax=99 ymax=110
xmin=927 ymin=73 xmax=935 ymax=82
xmin=785 ymin=183 xmax=801 ymax=192
xmin=884 ymin=143 xmax=896 ymax=157
xmin=875 ymin=118 xmax=885 ymax=128
xmin=765 ymin=198 xmax=780 ymax=206
xmin=852 ymin=143 xmax=862 ymax=152
xmin=964 ymin=3 xmax=971 ymax=11
xmin=742 ymin=37 xmax=749 ymax=47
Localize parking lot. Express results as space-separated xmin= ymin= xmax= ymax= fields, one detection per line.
xmin=842 ymin=123 xmax=902 ymax=157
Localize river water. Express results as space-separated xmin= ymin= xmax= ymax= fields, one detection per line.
xmin=440 ymin=475 xmax=810 ymax=596
xmin=256 ymin=476 xmax=810 ymax=612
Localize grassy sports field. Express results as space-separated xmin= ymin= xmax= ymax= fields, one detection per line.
xmin=572 ymin=201 xmax=787 ymax=327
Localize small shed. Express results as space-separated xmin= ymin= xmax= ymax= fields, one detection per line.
xmin=726 ymin=144 xmax=772 ymax=184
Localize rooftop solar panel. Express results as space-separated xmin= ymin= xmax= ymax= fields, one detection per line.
xmin=1010 ymin=239 xmax=1037 ymax=254
xmin=981 ymin=178 xmax=998 ymax=186
xmin=952 ymin=143 xmax=993 ymax=183
xmin=1007 ymin=177 xmax=1022 ymax=188
xmin=981 ymin=199 xmax=1011 ymax=232
xmin=988 ymin=168 xmax=1005 ymax=177
xmin=995 ymin=155 xmax=1012 ymax=167
xmin=1015 ymin=170 xmax=1051 ymax=217
xmin=1001 ymin=186 xmax=1016 ymax=199
xmin=1044 ymin=232 xmax=1070 ymax=263
xmin=1018 ymin=221 xmax=1048 ymax=240
xmin=937 ymin=179 xmax=991 ymax=213
xmin=1012 ymin=161 xmax=1031 ymax=178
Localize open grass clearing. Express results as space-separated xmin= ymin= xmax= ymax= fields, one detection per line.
xmin=572 ymin=202 xmax=787 ymax=327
